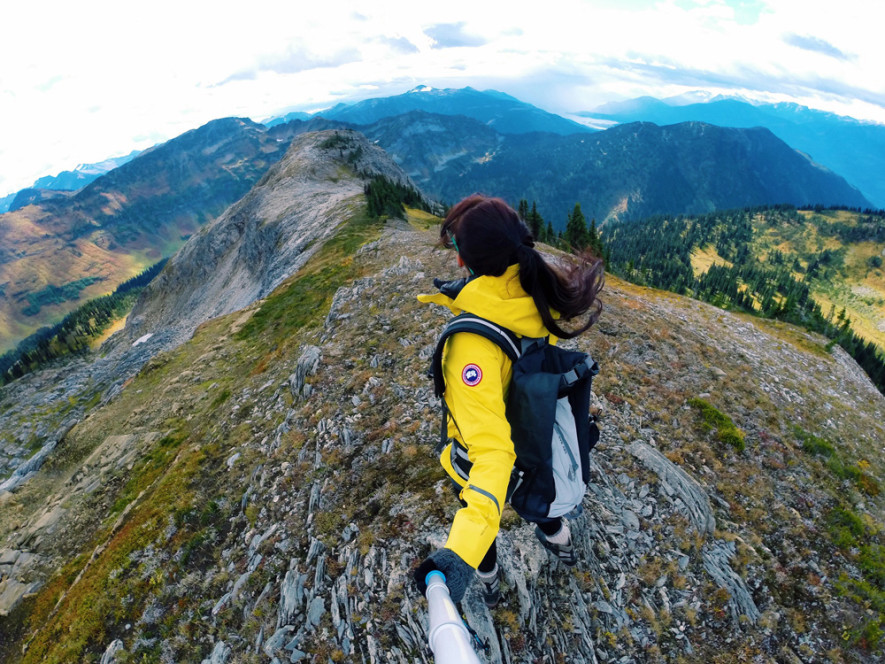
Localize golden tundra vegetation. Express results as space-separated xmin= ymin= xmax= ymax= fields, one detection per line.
xmin=0 ymin=204 xmax=179 ymax=352
xmin=690 ymin=208 xmax=885 ymax=348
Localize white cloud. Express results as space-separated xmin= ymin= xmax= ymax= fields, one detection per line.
xmin=0 ymin=0 xmax=883 ymax=197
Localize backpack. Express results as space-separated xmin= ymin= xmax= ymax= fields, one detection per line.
xmin=431 ymin=312 xmax=600 ymax=523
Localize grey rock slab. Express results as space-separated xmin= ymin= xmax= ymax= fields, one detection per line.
xmin=628 ymin=441 xmax=715 ymax=536
xmin=306 ymin=596 xmax=325 ymax=627
xmin=200 ymin=640 xmax=231 ymax=664
xmin=289 ymin=346 xmax=322 ymax=399
xmin=0 ymin=549 xmax=19 ymax=565
xmin=278 ymin=569 xmax=307 ymax=627
xmin=702 ymin=540 xmax=760 ymax=625
xmin=100 ymin=639 xmax=125 ymax=664
xmin=264 ymin=626 xmax=295 ymax=659
xmin=621 ymin=509 xmax=640 ymax=531
xmin=0 ymin=578 xmax=39 ymax=616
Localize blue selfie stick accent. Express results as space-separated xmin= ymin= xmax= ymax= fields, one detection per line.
xmin=424 ymin=570 xmax=483 ymax=663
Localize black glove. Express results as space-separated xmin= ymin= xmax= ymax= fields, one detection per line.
xmin=433 ymin=277 xmax=472 ymax=299
xmin=414 ymin=548 xmax=474 ymax=603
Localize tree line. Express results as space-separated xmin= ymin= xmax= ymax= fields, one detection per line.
xmin=364 ymin=176 xmax=429 ymax=219
xmin=22 ymin=276 xmax=106 ymax=317
xmin=0 ymin=259 xmax=168 ymax=385
xmin=603 ymin=205 xmax=885 ymax=393
xmin=516 ymin=199 xmax=606 ymax=258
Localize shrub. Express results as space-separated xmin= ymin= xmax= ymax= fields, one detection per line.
xmin=688 ymin=398 xmax=746 ymax=452
xmin=800 ymin=433 xmax=836 ymax=457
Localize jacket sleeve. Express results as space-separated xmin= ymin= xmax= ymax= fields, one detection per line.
xmin=441 ymin=332 xmax=516 ymax=568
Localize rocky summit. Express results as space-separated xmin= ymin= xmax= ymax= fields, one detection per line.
xmin=0 ymin=131 xmax=883 ymax=664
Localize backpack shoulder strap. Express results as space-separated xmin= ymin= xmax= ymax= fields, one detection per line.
xmin=431 ymin=313 xmax=521 ymax=397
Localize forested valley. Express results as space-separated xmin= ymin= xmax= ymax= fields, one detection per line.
xmin=0 ymin=260 xmax=167 ymax=384
xmin=598 ymin=204 xmax=885 ymax=392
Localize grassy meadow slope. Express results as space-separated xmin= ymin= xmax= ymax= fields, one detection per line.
xmin=605 ymin=206 xmax=885 ymax=393
xmin=0 ymin=206 xmax=160 ymax=346
xmin=684 ymin=208 xmax=885 ymax=349
xmin=755 ymin=209 xmax=885 ymax=347
xmin=0 ymin=118 xmax=288 ymax=353
xmin=0 ymin=206 xmax=882 ymax=663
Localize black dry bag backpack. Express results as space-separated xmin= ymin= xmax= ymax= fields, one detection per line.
xmin=431 ymin=313 xmax=600 ymax=523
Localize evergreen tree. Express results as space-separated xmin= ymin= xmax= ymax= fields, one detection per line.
xmin=528 ymin=202 xmax=544 ymax=241
xmin=564 ymin=203 xmax=589 ymax=250
xmin=587 ymin=218 xmax=604 ymax=256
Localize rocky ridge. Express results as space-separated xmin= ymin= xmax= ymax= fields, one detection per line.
xmin=0 ymin=129 xmax=421 ymax=483
xmin=0 ymin=213 xmax=882 ymax=663
xmin=122 ymin=129 xmax=423 ymax=350
xmin=0 ymin=129 xmax=883 ymax=663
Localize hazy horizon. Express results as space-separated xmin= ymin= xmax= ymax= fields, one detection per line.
xmin=2 ymin=0 xmax=882 ymax=198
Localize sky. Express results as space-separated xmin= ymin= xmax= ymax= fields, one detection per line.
xmin=1 ymin=0 xmax=883 ymax=198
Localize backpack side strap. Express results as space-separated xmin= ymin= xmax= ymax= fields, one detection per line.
xmin=560 ymin=356 xmax=600 ymax=391
xmin=431 ymin=314 xmax=525 ymax=457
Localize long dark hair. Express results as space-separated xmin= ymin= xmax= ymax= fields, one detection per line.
xmin=441 ymin=195 xmax=604 ymax=339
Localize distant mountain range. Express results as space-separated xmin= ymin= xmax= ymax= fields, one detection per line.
xmin=0 ymin=87 xmax=875 ymax=351
xmin=269 ymin=85 xmax=593 ymax=136
xmin=582 ymin=95 xmax=885 ymax=208
xmin=351 ymin=113 xmax=870 ymax=225
xmin=0 ymin=151 xmax=141 ymax=214
xmin=266 ymin=86 xmax=877 ymax=220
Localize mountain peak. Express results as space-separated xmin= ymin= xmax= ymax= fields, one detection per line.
xmin=309 ymin=85 xmax=591 ymax=136
xmin=122 ymin=129 xmax=420 ymax=349
xmin=581 ymin=94 xmax=885 ymax=207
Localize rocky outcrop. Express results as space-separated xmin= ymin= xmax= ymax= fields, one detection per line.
xmin=0 ymin=417 xmax=79 ymax=493
xmin=289 ymin=346 xmax=322 ymax=401
xmin=0 ymin=551 xmax=42 ymax=616
xmin=628 ymin=441 xmax=716 ymax=536
xmin=122 ymin=129 xmax=421 ymax=349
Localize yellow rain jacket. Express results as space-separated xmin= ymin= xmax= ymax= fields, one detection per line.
xmin=418 ymin=264 xmax=554 ymax=568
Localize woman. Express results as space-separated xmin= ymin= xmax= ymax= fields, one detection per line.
xmin=413 ymin=195 xmax=604 ymax=607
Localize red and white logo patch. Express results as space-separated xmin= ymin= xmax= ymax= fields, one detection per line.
xmin=462 ymin=364 xmax=483 ymax=386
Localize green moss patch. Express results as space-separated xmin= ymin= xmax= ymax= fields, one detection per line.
xmin=794 ymin=426 xmax=880 ymax=496
xmin=827 ymin=507 xmax=885 ymax=651
xmin=688 ymin=398 xmax=746 ymax=452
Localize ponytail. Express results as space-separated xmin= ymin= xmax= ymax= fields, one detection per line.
xmin=442 ymin=195 xmax=604 ymax=339
xmin=515 ymin=243 xmax=604 ymax=339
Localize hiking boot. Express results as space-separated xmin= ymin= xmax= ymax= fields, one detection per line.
xmin=476 ymin=565 xmax=500 ymax=608
xmin=534 ymin=521 xmax=577 ymax=566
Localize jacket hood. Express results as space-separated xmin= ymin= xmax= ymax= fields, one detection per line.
xmin=418 ymin=264 xmax=552 ymax=339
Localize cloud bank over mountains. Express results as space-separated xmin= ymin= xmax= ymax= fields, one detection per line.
xmin=1 ymin=0 xmax=882 ymax=197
